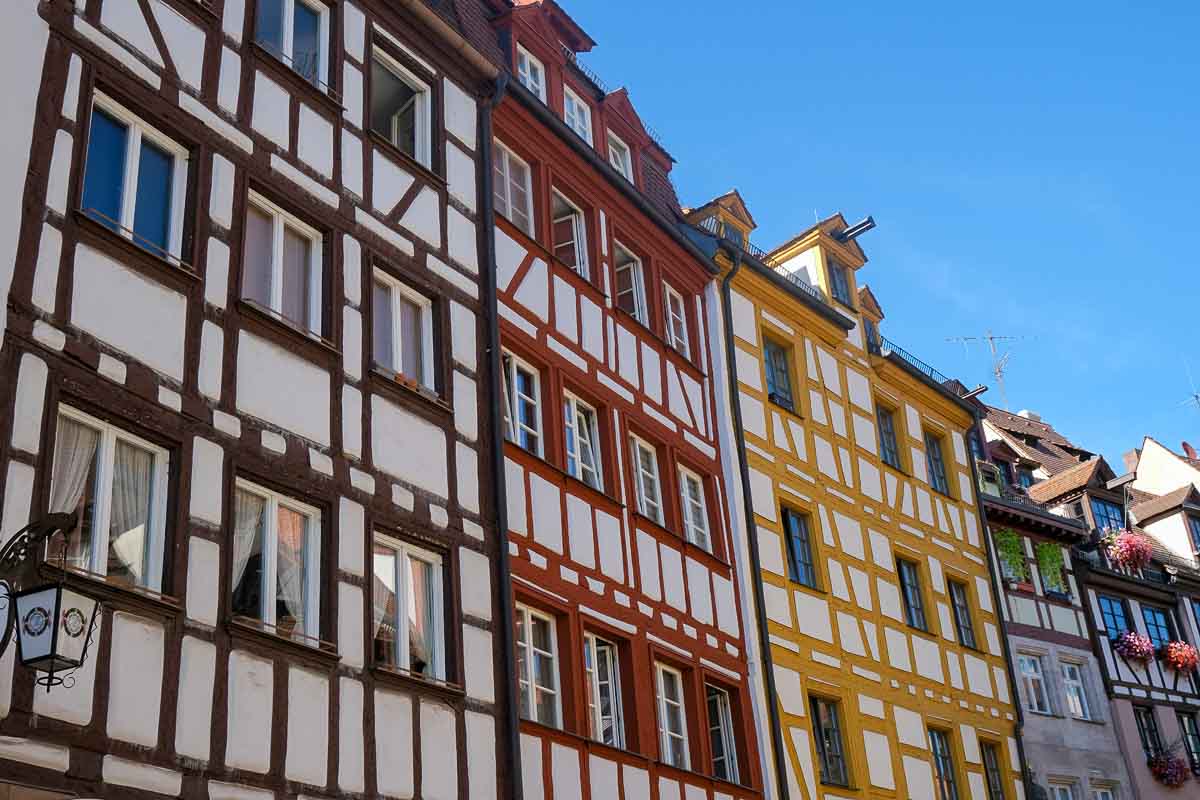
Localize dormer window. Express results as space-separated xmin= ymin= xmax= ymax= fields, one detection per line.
xmin=827 ymin=258 xmax=853 ymax=306
xmin=517 ymin=45 xmax=547 ymax=103
xmin=563 ymin=86 xmax=593 ymax=146
xmin=1188 ymin=515 xmax=1200 ymax=553
xmin=607 ymin=132 xmax=633 ymax=181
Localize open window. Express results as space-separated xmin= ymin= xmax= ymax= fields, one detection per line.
xmin=551 ymin=190 xmax=589 ymax=278
xmin=630 ymin=435 xmax=663 ymax=524
xmin=515 ymin=603 xmax=560 ymax=728
xmin=370 ymin=50 xmax=432 ymax=168
xmin=371 ymin=534 xmax=445 ymax=680
xmin=810 ymin=695 xmax=849 ymax=787
xmin=607 ymin=132 xmax=633 ymax=181
xmin=563 ymin=85 xmax=593 ymax=145
xmin=678 ymin=466 xmax=711 ymax=551
xmin=564 ymin=392 xmax=602 ymax=490
xmin=763 ymin=338 xmax=794 ymax=411
xmin=493 ymin=140 xmax=534 ymax=236
xmin=655 ymin=663 xmax=689 ymax=769
xmin=502 ymin=351 xmax=542 ymax=456
xmin=614 ymin=242 xmax=647 ymax=324
xmin=584 ymin=632 xmax=625 ymax=747
xmin=663 ymin=284 xmax=690 ymax=358
xmin=925 ymin=430 xmax=951 ymax=495
xmin=242 ymin=192 xmax=324 ymax=335
xmin=706 ymin=684 xmax=740 ymax=783
xmin=783 ymin=507 xmax=817 ymax=589
xmin=255 ymin=0 xmax=330 ymax=88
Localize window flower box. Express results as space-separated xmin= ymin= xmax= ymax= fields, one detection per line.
xmin=1102 ymin=530 xmax=1154 ymax=571
xmin=1162 ymin=640 xmax=1200 ymax=672
xmin=1149 ymin=753 xmax=1191 ymax=788
xmin=1113 ymin=631 xmax=1155 ymax=663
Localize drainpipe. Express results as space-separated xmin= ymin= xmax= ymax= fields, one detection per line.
xmin=966 ymin=411 xmax=1034 ymax=798
xmin=480 ymin=72 xmax=522 ymax=800
xmin=718 ymin=244 xmax=791 ymax=800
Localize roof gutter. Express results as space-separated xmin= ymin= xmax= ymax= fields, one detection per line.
xmin=395 ymin=0 xmax=500 ymax=80
xmin=738 ymin=251 xmax=855 ymax=330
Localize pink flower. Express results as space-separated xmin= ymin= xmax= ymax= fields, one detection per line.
xmin=1163 ymin=641 xmax=1200 ymax=672
xmin=1149 ymin=754 xmax=1190 ymax=787
xmin=1113 ymin=631 xmax=1155 ymax=662
xmin=1103 ymin=530 xmax=1154 ymax=570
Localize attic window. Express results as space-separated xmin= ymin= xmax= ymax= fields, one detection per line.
xmin=607 ymin=132 xmax=633 ymax=181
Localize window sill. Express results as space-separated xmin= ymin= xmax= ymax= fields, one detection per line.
xmin=768 ymin=396 xmax=803 ymax=421
xmin=368 ymin=130 xmax=445 ymax=190
xmin=370 ymin=664 xmax=465 ymax=704
xmin=250 ymin=41 xmax=343 ymax=114
xmin=227 ymin=616 xmax=340 ymax=669
xmin=612 ymin=306 xmax=709 ymax=380
xmin=73 ymin=210 xmax=200 ymax=295
xmin=369 ymin=366 xmax=451 ymax=416
xmin=629 ymin=512 xmax=732 ymax=570
xmin=502 ymin=441 xmax=626 ymax=516
xmin=238 ymin=299 xmax=341 ymax=367
xmin=54 ymin=565 xmax=182 ymax=620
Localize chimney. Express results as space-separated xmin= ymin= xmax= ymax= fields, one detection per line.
xmin=1184 ymin=442 xmax=1198 ymax=460
xmin=1017 ymin=410 xmax=1041 ymax=422
xmin=1123 ymin=448 xmax=1141 ymax=473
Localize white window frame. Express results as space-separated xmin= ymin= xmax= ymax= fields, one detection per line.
xmin=584 ymin=632 xmax=625 ymax=748
xmin=607 ymin=131 xmax=634 ymax=181
xmin=631 ymin=435 xmax=663 ymax=524
xmin=663 ymin=284 xmax=691 ymax=358
xmin=678 ymin=466 xmax=711 ymax=552
xmin=502 ymin=351 xmax=543 ymax=456
xmin=372 ymin=48 xmax=432 ymax=168
xmin=372 ymin=532 xmax=445 ymax=680
xmin=245 ymin=191 xmax=324 ymax=335
xmin=232 ymin=478 xmax=323 ymax=642
xmin=1018 ymin=654 xmax=1051 ymax=714
xmin=516 ymin=44 xmax=547 ymax=102
xmin=515 ymin=603 xmax=561 ymax=728
xmin=563 ymin=392 xmax=602 ymax=490
xmin=655 ymin=662 xmax=690 ymax=769
xmin=551 ymin=190 xmax=589 ymax=279
xmin=493 ymin=140 xmax=535 ymax=236
xmin=372 ymin=269 xmax=435 ymax=389
xmin=614 ymin=242 xmax=647 ymax=324
xmin=257 ymin=0 xmax=331 ymax=89
xmin=1061 ymin=661 xmax=1092 ymax=720
xmin=87 ymin=93 xmax=189 ymax=263
xmin=706 ymin=684 xmax=739 ymax=784
xmin=52 ymin=405 xmax=170 ymax=592
xmin=1049 ymin=784 xmax=1076 ymax=800
xmin=563 ymin=85 xmax=593 ymax=146
xmin=1091 ymin=788 xmax=1115 ymax=800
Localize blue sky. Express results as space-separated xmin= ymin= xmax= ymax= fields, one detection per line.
xmin=572 ymin=0 xmax=1200 ymax=469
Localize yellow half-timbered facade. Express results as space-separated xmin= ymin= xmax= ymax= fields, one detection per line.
xmin=692 ymin=196 xmax=1024 ymax=800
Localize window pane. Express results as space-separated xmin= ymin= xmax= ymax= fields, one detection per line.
xmin=372 ymin=545 xmax=398 ymax=667
xmin=399 ymin=294 xmax=423 ymax=382
xmin=107 ymin=439 xmax=154 ymax=588
xmin=242 ymin=206 xmax=274 ymax=307
xmin=50 ymin=416 xmax=102 ymax=572
xmin=371 ymin=59 xmax=419 ymax=157
xmin=82 ymin=108 xmax=128 ymax=230
xmin=276 ymin=506 xmax=308 ymax=639
xmin=406 ymin=554 xmax=438 ymax=677
xmin=292 ymin=1 xmax=321 ymax=84
xmin=507 ymin=156 xmax=532 ymax=234
xmin=132 ymin=139 xmax=173 ymax=253
xmin=281 ymin=225 xmax=312 ymax=329
xmin=372 ymin=280 xmax=394 ymax=370
xmin=254 ymin=0 xmax=285 ymax=54
xmin=231 ymin=490 xmax=267 ymax=620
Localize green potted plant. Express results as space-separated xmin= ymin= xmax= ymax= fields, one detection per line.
xmin=1035 ymin=541 xmax=1069 ymax=598
xmin=994 ymin=529 xmax=1030 ymax=586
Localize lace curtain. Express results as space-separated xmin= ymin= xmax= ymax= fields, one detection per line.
xmin=275 ymin=507 xmax=307 ymax=638
xmin=108 ymin=441 xmax=152 ymax=585
xmin=231 ymin=490 xmax=265 ymax=618
xmin=49 ymin=417 xmax=100 ymax=569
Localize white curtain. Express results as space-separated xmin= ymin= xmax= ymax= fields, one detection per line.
xmin=275 ymin=508 xmax=307 ymax=638
xmin=107 ymin=441 xmax=152 ymax=585
xmin=407 ymin=555 xmax=431 ymax=674
xmin=231 ymin=490 xmax=264 ymax=613
xmin=49 ymin=417 xmax=100 ymax=568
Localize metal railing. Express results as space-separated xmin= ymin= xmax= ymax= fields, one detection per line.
xmin=560 ymin=44 xmax=667 ymax=151
xmin=868 ymin=333 xmax=957 ymax=390
xmin=695 ymin=217 xmax=836 ymax=309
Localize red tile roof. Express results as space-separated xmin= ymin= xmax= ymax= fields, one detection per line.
xmin=985 ymin=406 xmax=1093 ymax=476
xmin=1026 ymin=458 xmax=1106 ymax=503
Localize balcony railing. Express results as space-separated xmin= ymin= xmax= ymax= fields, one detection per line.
xmin=560 ymin=44 xmax=666 ymax=150
xmin=867 ymin=333 xmax=957 ymax=391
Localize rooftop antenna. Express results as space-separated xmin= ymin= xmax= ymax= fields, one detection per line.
xmin=946 ymin=330 xmax=1024 ymax=411
xmin=1178 ymin=360 xmax=1200 ymax=413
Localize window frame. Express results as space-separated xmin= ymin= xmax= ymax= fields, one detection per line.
xmin=1048 ymin=784 xmax=1076 ymax=800
xmin=613 ymin=241 xmax=648 ymax=324
xmin=783 ymin=506 xmax=818 ymax=589
xmin=1133 ymin=705 xmax=1162 ymax=759
xmin=583 ymin=631 xmax=625 ymax=748
xmin=763 ymin=338 xmax=795 ymax=412
xmin=810 ymin=695 xmax=850 ymax=787
xmin=877 ymin=403 xmax=903 ymax=471
xmin=1060 ymin=661 xmax=1092 ymax=720
xmin=1178 ymin=710 xmax=1200 ymax=773
xmin=925 ymin=430 xmax=951 ymax=496
xmin=502 ymin=350 xmax=543 ymax=457
xmin=493 ymin=140 xmax=535 ymax=237
xmin=243 ymin=191 xmax=325 ymax=335
xmin=655 ymin=662 xmax=690 ymax=770
xmin=370 ymin=532 xmax=446 ymax=680
xmin=255 ymin=0 xmax=331 ymax=89
xmin=516 ymin=44 xmax=547 ymax=102
xmin=1017 ymin=653 xmax=1051 ymax=715
xmin=371 ymin=269 xmax=435 ymax=390
xmin=563 ymin=84 xmax=594 ymax=146
xmin=928 ymin=728 xmax=961 ymax=800
xmin=370 ymin=47 xmax=433 ymax=169
xmin=1097 ymin=594 xmax=1130 ymax=639
xmin=896 ymin=557 xmax=928 ymax=632
xmin=50 ymin=405 xmax=171 ymax=592
xmin=947 ymin=579 xmax=977 ymax=649
xmin=981 ymin=741 xmax=1007 ymax=800
xmin=514 ymin=603 xmax=561 ymax=728
xmin=1090 ymin=496 xmax=1125 ymax=534
xmin=827 ymin=258 xmax=853 ymax=306
xmin=662 ymin=284 xmax=691 ymax=358
xmin=1140 ymin=604 xmax=1175 ymax=649
xmin=706 ymin=683 xmax=740 ymax=784
xmin=83 ymin=93 xmax=190 ymax=263
xmin=563 ymin=391 xmax=603 ymax=491
xmin=607 ymin=131 xmax=634 ymax=181
xmin=630 ymin=434 xmax=664 ymax=525
xmin=678 ymin=465 xmax=712 ymax=552
xmin=550 ymin=189 xmax=590 ymax=279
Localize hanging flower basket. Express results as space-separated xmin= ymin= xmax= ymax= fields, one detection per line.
xmin=1162 ymin=640 xmax=1200 ymax=672
xmin=1102 ymin=530 xmax=1154 ymax=571
xmin=1113 ymin=631 xmax=1155 ymax=663
xmin=1149 ymin=753 xmax=1190 ymax=787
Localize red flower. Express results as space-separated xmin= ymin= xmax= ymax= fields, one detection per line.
xmin=1163 ymin=641 xmax=1200 ymax=672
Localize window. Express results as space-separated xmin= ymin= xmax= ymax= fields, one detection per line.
xmin=1049 ymin=785 xmax=1075 ymax=800
xmin=1178 ymin=711 xmax=1200 ymax=772
xmin=1098 ymin=595 xmax=1130 ymax=638
xmin=968 ymin=429 xmax=986 ymax=463
xmin=1018 ymin=654 xmax=1050 ymax=714
xmin=551 ymin=191 xmax=589 ymax=278
xmin=516 ymin=45 xmax=546 ymax=102
xmin=563 ymin=393 xmax=602 ymax=490
xmin=783 ymin=507 xmax=817 ymax=589
xmin=663 ymin=285 xmax=691 ymax=358
xmin=372 ymin=272 xmax=434 ymax=389
xmin=1141 ymin=605 xmax=1174 ymax=649
xmin=493 ymin=141 xmax=533 ymax=236
xmin=897 ymin=558 xmax=927 ymax=631
xmin=608 ymin=132 xmax=633 ymax=181
xmin=679 ymin=467 xmax=711 ymax=551
xmin=810 ymin=696 xmax=849 ymax=786
xmin=925 ymin=432 xmax=951 ymax=495
xmin=48 ymin=407 xmax=170 ymax=591
xmin=1194 ymin=600 xmax=1200 ymax=646
xmin=1090 ymin=497 xmax=1125 ymax=534
xmin=614 ymin=243 xmax=647 ymax=324
xmin=630 ymin=436 xmax=663 ymax=524
xmin=1017 ymin=466 xmax=1035 ymax=488
xmin=242 ymin=193 xmax=323 ymax=334
xmin=655 ymin=663 xmax=689 ymax=769
xmin=929 ymin=728 xmax=960 ymax=800
xmin=515 ymin=604 xmax=559 ymax=727
xmin=502 ymin=352 xmax=542 ymax=455
xmin=255 ymin=0 xmax=328 ymax=86
xmin=583 ymin=633 xmax=624 ymax=747
xmin=371 ymin=535 xmax=444 ymax=680
xmin=948 ymin=580 xmax=977 ymax=649
xmin=763 ymin=339 xmax=794 ymax=411
xmin=563 ymin=86 xmax=593 ymax=145
xmin=863 ymin=318 xmax=879 ymax=351
xmin=1091 ymin=789 xmax=1115 ymax=800
xmin=231 ymin=480 xmax=322 ymax=643
xmin=1061 ymin=662 xmax=1091 ymax=720
xmin=1188 ymin=516 xmax=1200 ymax=553
xmin=370 ymin=51 xmax=432 ymax=168
xmin=981 ymin=742 xmax=1006 ymax=800
xmin=1133 ymin=706 xmax=1162 ymax=759
xmin=706 ymin=685 xmax=739 ymax=783
xmin=81 ymin=95 xmax=189 ymax=262
xmin=827 ymin=258 xmax=852 ymax=306
xmin=877 ymin=405 xmax=902 ymax=470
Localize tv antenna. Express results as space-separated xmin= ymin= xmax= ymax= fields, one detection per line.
xmin=946 ymin=331 xmax=1024 ymax=411
xmin=1178 ymin=361 xmax=1200 ymax=413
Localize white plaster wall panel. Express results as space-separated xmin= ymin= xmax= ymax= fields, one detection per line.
xmin=466 ymin=710 xmax=497 ymax=800
xmin=459 ymin=546 xmax=493 ymax=621
xmin=771 ymin=412 xmax=791 ymax=453
xmin=764 ymin=583 xmax=791 ymax=625
xmin=208 ymin=784 xmax=272 ymax=800
xmin=218 ymin=46 xmax=241 ymax=115
xmin=342 ymin=305 xmax=363 ymax=381
xmin=419 ymin=702 xmax=458 ymax=800
xmin=952 ymin=430 xmax=967 ymax=464
xmin=443 ymin=77 xmax=477 ymax=148
xmin=884 ymin=626 xmax=912 ymax=671
xmin=579 ymin=295 xmax=604 ymax=361
xmin=32 ymin=224 xmax=62 ymax=312
xmin=590 ymin=755 xmax=619 ymax=800
xmin=341 ymin=385 xmax=363 ymax=460
xmin=993 ymin=666 xmax=1010 ymax=703
xmin=828 ymin=559 xmax=850 ymax=601
xmin=529 ymin=472 xmax=564 ymax=554
xmin=447 ymin=208 xmax=479 ymax=274
xmin=210 ymin=153 xmax=237 ymax=229
xmin=659 ymin=543 xmax=686 ymax=611
xmin=847 ymin=566 xmax=873 ymax=612
xmin=905 ymin=404 xmax=922 ymax=440
xmin=72 ymin=244 xmax=186 ymax=380
xmin=342 ymin=130 xmax=364 ymax=197
xmin=446 ymin=141 xmax=477 ymax=212
xmin=186 ymin=536 xmax=220 ymax=625
xmin=963 ymin=653 xmax=993 ymax=697
xmin=205 ymin=238 xmax=230 ymax=309
xmin=816 ymin=345 xmax=842 ymax=395
xmin=449 ymin=301 xmax=478 ymax=370
xmin=958 ymin=723 xmax=981 ymax=763
xmin=833 ymin=511 xmax=866 ymax=560
xmin=342 ymin=61 xmax=364 ymax=128
xmin=552 ymin=275 xmax=578 ymax=343
xmin=339 ymin=678 xmax=366 ymax=792
xmin=102 ymin=756 xmax=181 ymax=796
xmin=551 ymin=743 xmax=583 ymax=800
xmin=221 ymin=0 xmax=245 ymax=41
xmin=622 ymin=764 xmax=652 ymax=800
xmin=808 ymin=389 xmax=828 ymax=425
xmin=297 ymin=103 xmax=334 ymax=178
xmin=338 ymin=582 xmax=364 ymax=669
xmin=285 ymin=667 xmax=329 ymax=786
xmin=225 ymin=650 xmax=273 ymax=773
xmin=506 ymin=458 xmax=527 ymax=536
xmin=402 ymin=185 xmax=443 ymax=251
xmin=494 ymin=227 xmax=525 ymax=291
xmin=198 ymin=320 xmax=224 ymax=401
xmin=852 ymin=411 xmax=877 ymax=454
xmin=863 ymin=730 xmax=896 ymax=789
xmin=238 ymin=332 xmax=331 ymax=445
xmin=846 ymin=366 xmax=872 ymax=410
xmin=758 ymin=528 xmax=786 ymax=576
xmin=893 ymin=704 xmax=927 ymax=748
xmin=106 ymin=613 xmax=164 ymax=747
xmin=463 ymin=626 xmax=495 ymax=703
xmin=837 ymin=611 xmax=867 ymax=656
xmin=456 ymin=441 xmax=480 ymax=513
xmin=640 ymin=342 xmax=663 ymax=404
xmin=343 ymin=2 xmax=366 ymax=60
xmin=151 ymin=0 xmax=205 ymax=88
xmin=685 ymin=557 xmax=713 ymax=625
xmin=63 ymin=54 xmax=82 ymax=122
xmin=251 ymin=71 xmax=290 ymax=149
xmin=520 ymin=734 xmax=544 ymax=800
xmin=514 ymin=257 xmax=549 ymax=321
xmin=740 ymin=392 xmax=767 ymax=439
xmin=0 ymin=736 xmax=68 ymax=774
xmin=0 ymin=462 xmax=34 ymax=545
xmin=813 ymin=433 xmax=840 ymax=480
xmin=968 ymin=772 xmax=988 ymax=800
xmin=728 ymin=290 xmax=757 ymax=343
xmin=175 ymin=636 xmax=215 ymax=760
xmin=838 ymin=445 xmax=855 ymax=489
xmin=636 ymin=531 xmax=661 ymax=600
xmin=984 ymin=622 xmax=1002 ymax=656
xmin=790 ymin=727 xmax=819 ymax=800
xmin=45 ymin=130 xmax=72 ymax=215
xmin=32 ymin=610 xmax=100 ymax=725
xmin=735 ymin=346 xmax=762 ymax=390
xmin=869 ymin=529 xmax=893 ymax=570
xmin=829 ymin=400 xmax=848 ymax=438
xmin=657 ymin=778 xmax=681 ymax=800
xmin=595 ymin=510 xmax=624 ymax=582
xmin=794 ymin=590 xmax=833 ymax=643
xmin=912 ymin=636 xmax=945 ymax=682
xmin=1049 ymin=603 xmax=1079 ymax=637
xmin=946 ymin=650 xmax=963 ymax=690
xmin=338 ymin=498 xmax=365 ymax=576
xmin=616 ymin=324 xmax=640 ymax=387
xmin=375 ymin=690 xmax=414 ymax=798
xmin=860 ymin=457 xmax=883 ymax=502
xmin=903 ymin=755 xmax=936 ymax=800
xmin=964 ymin=511 xmax=978 ymax=545
xmin=749 ymin=467 xmax=777 ymax=522
xmin=565 ymin=493 xmax=596 ymax=569
xmin=915 ymin=486 xmax=934 ymax=526
xmin=11 ymin=354 xmax=47 ymax=453
xmin=372 ymin=393 xmax=448 ymax=495
xmin=100 ymin=1 xmax=162 ymax=67
xmin=862 ymin=619 xmax=881 ymax=661
xmin=667 ymin=368 xmax=694 ymax=430
xmin=373 ymin=150 xmax=416 ymax=213
xmin=974 ymin=576 xmax=993 ymax=613
xmin=938 ymin=603 xmax=956 ymax=643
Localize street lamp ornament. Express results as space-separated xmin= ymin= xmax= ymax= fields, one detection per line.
xmin=0 ymin=513 xmax=101 ymax=691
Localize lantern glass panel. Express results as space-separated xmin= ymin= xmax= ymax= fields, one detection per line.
xmin=14 ymin=585 xmax=58 ymax=666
